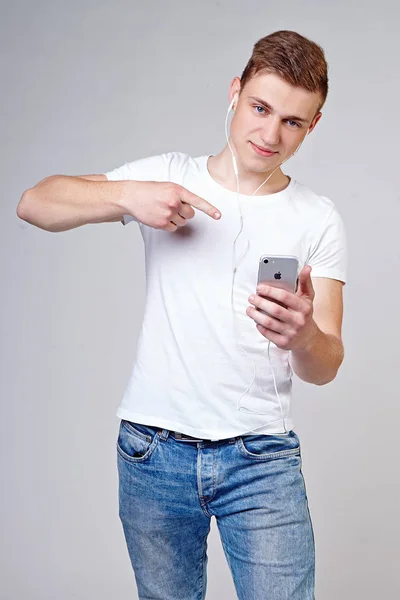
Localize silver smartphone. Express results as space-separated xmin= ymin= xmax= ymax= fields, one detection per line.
xmin=257 ymin=254 xmax=299 ymax=316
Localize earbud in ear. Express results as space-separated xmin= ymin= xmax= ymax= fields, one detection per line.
xmin=229 ymin=92 xmax=239 ymax=112
xmin=232 ymin=92 xmax=239 ymax=111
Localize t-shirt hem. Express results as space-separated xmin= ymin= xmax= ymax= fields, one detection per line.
xmin=116 ymin=408 xmax=294 ymax=439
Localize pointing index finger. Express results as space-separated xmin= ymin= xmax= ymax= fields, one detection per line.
xmin=180 ymin=187 xmax=221 ymax=220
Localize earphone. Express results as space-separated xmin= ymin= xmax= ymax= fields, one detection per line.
xmin=225 ymin=91 xmax=310 ymax=434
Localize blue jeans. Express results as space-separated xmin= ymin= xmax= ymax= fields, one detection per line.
xmin=117 ymin=420 xmax=315 ymax=599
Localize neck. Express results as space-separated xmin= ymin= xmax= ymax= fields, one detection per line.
xmin=207 ymin=144 xmax=290 ymax=196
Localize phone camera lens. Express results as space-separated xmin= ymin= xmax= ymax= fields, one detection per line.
xmin=263 ymin=259 xmax=269 ymax=264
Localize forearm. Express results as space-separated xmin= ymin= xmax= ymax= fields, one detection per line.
xmin=289 ymin=323 xmax=344 ymax=385
xmin=17 ymin=176 xmax=130 ymax=232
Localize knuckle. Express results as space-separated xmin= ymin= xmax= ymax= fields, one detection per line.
xmin=297 ymin=315 xmax=306 ymax=328
xmin=170 ymin=197 xmax=181 ymax=210
xmin=268 ymin=303 xmax=281 ymax=319
xmin=280 ymin=337 xmax=290 ymax=349
xmin=263 ymin=315 xmax=273 ymax=328
xmin=281 ymin=292 xmax=289 ymax=304
xmin=166 ymin=196 xmax=177 ymax=209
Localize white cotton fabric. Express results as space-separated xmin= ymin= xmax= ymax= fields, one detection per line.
xmin=105 ymin=152 xmax=347 ymax=440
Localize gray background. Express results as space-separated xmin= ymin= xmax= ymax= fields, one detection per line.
xmin=1 ymin=0 xmax=399 ymax=598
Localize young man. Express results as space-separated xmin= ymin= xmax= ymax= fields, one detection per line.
xmin=18 ymin=30 xmax=347 ymax=600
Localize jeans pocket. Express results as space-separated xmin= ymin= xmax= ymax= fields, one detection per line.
xmin=236 ymin=430 xmax=301 ymax=461
xmin=117 ymin=420 xmax=160 ymax=463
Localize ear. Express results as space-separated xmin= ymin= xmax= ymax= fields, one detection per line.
xmin=229 ymin=76 xmax=241 ymax=108
xmin=308 ymin=111 xmax=323 ymax=134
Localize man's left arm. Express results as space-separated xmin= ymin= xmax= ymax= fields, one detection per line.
xmin=247 ymin=266 xmax=345 ymax=385
xmin=289 ymin=276 xmax=344 ymax=385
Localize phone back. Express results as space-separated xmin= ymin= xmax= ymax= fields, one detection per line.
xmin=257 ymin=255 xmax=299 ymax=294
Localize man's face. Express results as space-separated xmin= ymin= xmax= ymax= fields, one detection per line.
xmin=229 ymin=72 xmax=322 ymax=173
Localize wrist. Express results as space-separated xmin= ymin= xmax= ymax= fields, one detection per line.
xmin=299 ymin=320 xmax=320 ymax=354
xmin=113 ymin=180 xmax=134 ymax=217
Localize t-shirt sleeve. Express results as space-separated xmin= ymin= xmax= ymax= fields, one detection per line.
xmin=104 ymin=153 xmax=175 ymax=226
xmin=307 ymin=206 xmax=348 ymax=285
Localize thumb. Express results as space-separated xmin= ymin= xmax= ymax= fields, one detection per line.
xmin=296 ymin=265 xmax=314 ymax=298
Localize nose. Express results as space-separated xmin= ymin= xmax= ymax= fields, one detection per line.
xmin=261 ymin=118 xmax=280 ymax=148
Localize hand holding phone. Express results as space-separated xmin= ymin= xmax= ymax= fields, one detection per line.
xmin=256 ymin=255 xmax=299 ymax=316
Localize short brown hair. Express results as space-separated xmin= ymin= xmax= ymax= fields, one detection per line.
xmin=240 ymin=30 xmax=328 ymax=114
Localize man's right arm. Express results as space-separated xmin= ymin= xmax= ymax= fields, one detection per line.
xmin=17 ymin=173 xmax=222 ymax=233
xmin=16 ymin=174 xmax=129 ymax=232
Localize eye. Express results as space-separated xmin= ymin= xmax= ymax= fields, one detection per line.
xmin=254 ymin=105 xmax=266 ymax=114
xmin=286 ymin=119 xmax=301 ymax=128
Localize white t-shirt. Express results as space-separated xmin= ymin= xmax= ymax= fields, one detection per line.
xmin=105 ymin=152 xmax=347 ymax=439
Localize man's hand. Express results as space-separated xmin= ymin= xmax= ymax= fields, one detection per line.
xmin=246 ymin=265 xmax=318 ymax=351
xmin=121 ymin=181 xmax=221 ymax=231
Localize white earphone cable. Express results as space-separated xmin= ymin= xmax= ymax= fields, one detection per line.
xmin=224 ymin=94 xmax=308 ymax=434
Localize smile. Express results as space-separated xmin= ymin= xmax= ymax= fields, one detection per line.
xmin=250 ymin=142 xmax=278 ymax=157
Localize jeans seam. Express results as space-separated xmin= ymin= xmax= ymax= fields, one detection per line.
xmin=237 ymin=438 xmax=301 ymax=460
xmin=197 ymin=533 xmax=209 ymax=600
xmin=196 ymin=449 xmax=216 ymax=517
xmin=121 ymin=420 xmax=152 ymax=443
xmin=116 ymin=431 xmax=160 ymax=463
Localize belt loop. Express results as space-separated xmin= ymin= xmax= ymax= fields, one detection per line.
xmin=159 ymin=428 xmax=169 ymax=441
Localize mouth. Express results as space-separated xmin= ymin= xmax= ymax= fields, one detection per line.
xmin=250 ymin=141 xmax=278 ymax=157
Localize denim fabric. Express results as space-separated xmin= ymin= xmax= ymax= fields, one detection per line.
xmin=117 ymin=419 xmax=315 ymax=600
